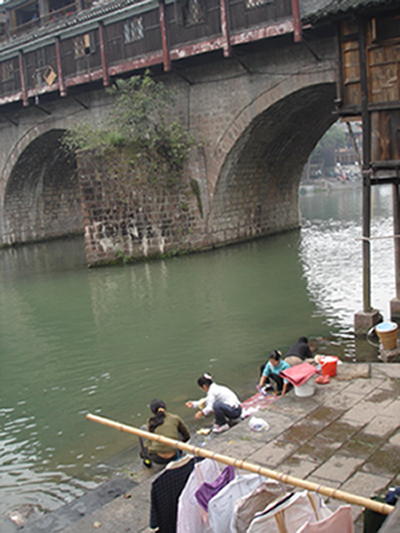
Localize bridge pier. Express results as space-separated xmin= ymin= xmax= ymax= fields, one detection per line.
xmin=354 ymin=309 xmax=382 ymax=337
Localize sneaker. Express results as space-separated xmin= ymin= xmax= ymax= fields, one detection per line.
xmin=212 ymin=423 xmax=230 ymax=434
xmin=228 ymin=417 xmax=241 ymax=427
xmin=143 ymin=458 xmax=152 ymax=468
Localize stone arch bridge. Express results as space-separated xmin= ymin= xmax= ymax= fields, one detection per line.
xmin=0 ymin=7 xmax=338 ymax=263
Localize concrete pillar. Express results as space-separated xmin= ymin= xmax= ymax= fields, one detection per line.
xmin=354 ymin=309 xmax=382 ymax=336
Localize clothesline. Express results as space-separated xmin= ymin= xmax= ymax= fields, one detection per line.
xmin=86 ymin=413 xmax=394 ymax=516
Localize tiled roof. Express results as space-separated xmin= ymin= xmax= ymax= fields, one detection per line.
xmin=0 ymin=0 xmax=151 ymax=53
xmin=301 ymin=0 xmax=400 ymax=24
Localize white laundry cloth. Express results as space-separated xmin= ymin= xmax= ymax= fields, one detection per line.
xmin=296 ymin=505 xmax=353 ymax=533
xmin=247 ymin=490 xmax=332 ymax=533
xmin=230 ymin=479 xmax=285 ymax=533
xmin=208 ymin=474 xmax=263 ymax=533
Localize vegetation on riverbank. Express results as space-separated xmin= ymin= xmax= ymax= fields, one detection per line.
xmin=63 ymin=71 xmax=195 ymax=189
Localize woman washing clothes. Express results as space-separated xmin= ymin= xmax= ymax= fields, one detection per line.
xmin=140 ymin=399 xmax=190 ymax=467
xmin=185 ymin=373 xmax=242 ymax=434
xmin=258 ymin=350 xmax=291 ymax=396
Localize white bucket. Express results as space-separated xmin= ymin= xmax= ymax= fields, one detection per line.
xmin=294 ymin=376 xmax=316 ymax=397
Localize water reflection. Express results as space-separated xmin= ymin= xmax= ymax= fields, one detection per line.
xmin=300 ymin=186 xmax=395 ymax=343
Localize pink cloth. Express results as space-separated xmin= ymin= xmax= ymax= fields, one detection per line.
xmin=296 ymin=505 xmax=353 ymax=533
xmin=241 ymin=392 xmax=277 ymax=417
xmin=280 ymin=362 xmax=319 ymax=387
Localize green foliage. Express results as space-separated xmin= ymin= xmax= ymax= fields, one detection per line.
xmin=311 ymin=122 xmax=347 ymax=167
xmin=62 ymin=71 xmax=194 ymax=186
xmin=190 ymin=178 xmax=203 ymax=217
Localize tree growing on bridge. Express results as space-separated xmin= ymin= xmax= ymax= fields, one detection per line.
xmin=63 ymin=71 xmax=194 ymax=187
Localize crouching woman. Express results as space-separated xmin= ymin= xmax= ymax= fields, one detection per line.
xmin=258 ymin=350 xmax=291 ymax=396
xmin=186 ymin=373 xmax=242 ymax=434
xmin=140 ymin=399 xmax=190 ymax=467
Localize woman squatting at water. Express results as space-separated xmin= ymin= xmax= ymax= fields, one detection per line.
xmin=186 ymin=373 xmax=242 ymax=434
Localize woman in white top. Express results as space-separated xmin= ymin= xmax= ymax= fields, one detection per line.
xmin=186 ymin=373 xmax=242 ymax=434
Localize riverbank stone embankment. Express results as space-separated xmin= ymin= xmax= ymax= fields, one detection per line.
xmin=21 ymin=363 xmax=400 ymax=533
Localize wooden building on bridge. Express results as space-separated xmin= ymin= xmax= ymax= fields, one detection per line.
xmin=0 ymin=0 xmax=300 ymax=107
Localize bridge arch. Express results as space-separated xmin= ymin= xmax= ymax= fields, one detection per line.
xmin=207 ymin=76 xmax=337 ymax=242
xmin=2 ymin=128 xmax=83 ymax=245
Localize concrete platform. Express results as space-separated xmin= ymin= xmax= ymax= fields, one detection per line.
xmin=22 ymin=363 xmax=400 ymax=532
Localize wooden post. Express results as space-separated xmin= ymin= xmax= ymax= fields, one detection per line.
xmin=220 ymin=0 xmax=231 ymax=57
xmin=98 ymin=22 xmax=110 ymax=87
xmin=358 ymin=17 xmax=372 ymax=312
xmin=55 ymin=37 xmax=67 ymax=97
xmin=291 ymin=0 xmax=301 ymax=43
xmin=18 ymin=51 xmax=28 ymax=107
xmin=159 ymin=0 xmax=171 ymax=72
xmin=86 ymin=413 xmax=395 ymax=515
xmin=37 ymin=0 xmax=48 ymax=23
xmin=393 ymin=184 xmax=400 ymax=299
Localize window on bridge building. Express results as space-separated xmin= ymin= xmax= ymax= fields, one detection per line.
xmin=181 ymin=0 xmax=204 ymax=26
xmin=371 ymin=14 xmax=400 ymax=42
xmin=74 ymin=33 xmax=95 ymax=58
xmin=1 ymin=60 xmax=14 ymax=82
xmin=123 ymin=17 xmax=144 ymax=43
xmin=245 ymin=0 xmax=272 ymax=9
xmin=12 ymin=1 xmax=39 ymax=28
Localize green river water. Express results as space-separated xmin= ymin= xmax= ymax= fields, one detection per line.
xmin=0 ymin=184 xmax=395 ymax=522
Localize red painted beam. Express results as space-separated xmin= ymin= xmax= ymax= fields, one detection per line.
xmin=108 ymin=53 xmax=164 ymax=77
xmin=230 ymin=20 xmax=294 ymax=45
xmin=170 ymin=37 xmax=224 ymax=60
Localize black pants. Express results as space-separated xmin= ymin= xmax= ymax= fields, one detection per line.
xmin=262 ymin=373 xmax=292 ymax=394
xmin=139 ymin=437 xmax=178 ymax=464
xmin=267 ymin=373 xmax=284 ymax=392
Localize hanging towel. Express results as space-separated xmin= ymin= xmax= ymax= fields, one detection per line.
xmin=247 ymin=490 xmax=332 ymax=533
xmin=208 ymin=474 xmax=263 ymax=533
xmin=296 ymin=505 xmax=353 ymax=533
xmin=195 ymin=465 xmax=235 ymax=511
xmin=280 ymin=362 xmax=319 ymax=387
xmin=177 ymin=458 xmax=221 ymax=533
xmin=230 ymin=479 xmax=286 ymax=533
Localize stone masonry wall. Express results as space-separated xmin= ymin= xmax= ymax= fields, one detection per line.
xmin=78 ymin=150 xmax=207 ymax=266
xmin=78 ymin=141 xmax=302 ymax=266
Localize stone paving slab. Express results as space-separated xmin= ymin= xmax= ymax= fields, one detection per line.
xmin=339 ymin=471 xmax=393 ymax=523
xmin=389 ymin=431 xmax=400 ymax=446
xmin=372 ymin=363 xmax=400 ymax=379
xmin=341 ymin=400 xmax=389 ymax=424
xmin=21 ymin=363 xmax=400 ymax=533
xmin=337 ymin=363 xmax=370 ymax=380
xmin=310 ymin=454 xmax=365 ymax=484
xmin=363 ymin=414 xmax=400 ymax=437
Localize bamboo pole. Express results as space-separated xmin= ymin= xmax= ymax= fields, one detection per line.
xmin=87 ymin=413 xmax=394 ymax=515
